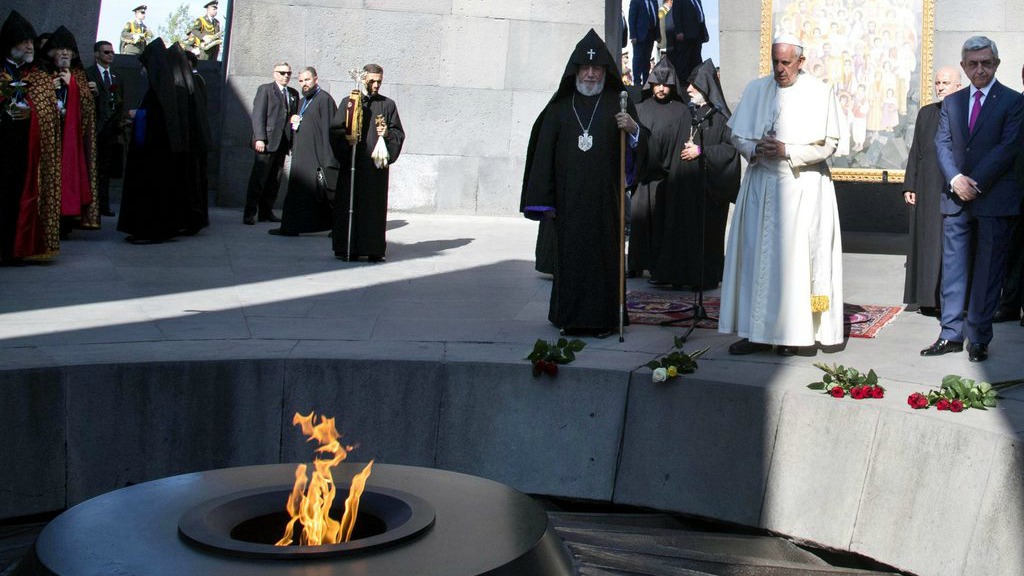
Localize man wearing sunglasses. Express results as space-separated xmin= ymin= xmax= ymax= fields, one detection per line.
xmin=244 ymin=62 xmax=299 ymax=225
xmin=85 ymin=41 xmax=122 ymax=218
xmin=119 ymin=5 xmax=152 ymax=56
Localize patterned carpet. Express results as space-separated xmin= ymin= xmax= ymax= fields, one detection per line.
xmin=626 ymin=291 xmax=903 ymax=338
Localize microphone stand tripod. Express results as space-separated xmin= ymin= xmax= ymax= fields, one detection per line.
xmin=659 ymin=105 xmax=718 ymax=342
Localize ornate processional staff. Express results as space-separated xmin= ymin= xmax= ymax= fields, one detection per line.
xmin=343 ymin=68 xmax=366 ymax=262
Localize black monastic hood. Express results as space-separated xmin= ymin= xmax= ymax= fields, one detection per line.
xmin=641 ymin=57 xmax=685 ymax=102
xmin=46 ymin=26 xmax=80 ymax=56
xmin=550 ymin=28 xmax=625 ymax=101
xmin=687 ymin=58 xmax=731 ymax=118
xmin=0 ymin=10 xmax=36 ymax=57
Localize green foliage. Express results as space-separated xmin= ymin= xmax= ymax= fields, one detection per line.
xmin=929 ymin=375 xmax=998 ymax=410
xmin=807 ymin=363 xmax=879 ymax=390
xmin=526 ymin=337 xmax=585 ymax=365
xmin=158 ymin=3 xmax=195 ymax=46
xmin=645 ymin=336 xmax=708 ymax=375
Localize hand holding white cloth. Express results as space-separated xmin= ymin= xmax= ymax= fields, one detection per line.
xmin=371 ymin=137 xmax=389 ymax=169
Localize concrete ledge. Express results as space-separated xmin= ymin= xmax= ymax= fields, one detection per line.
xmin=2 ymin=353 xmax=1022 ymax=575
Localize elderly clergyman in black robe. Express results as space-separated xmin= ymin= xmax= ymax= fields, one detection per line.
xmin=902 ymin=66 xmax=961 ymax=317
xmin=521 ymin=29 xmax=647 ymax=338
xmin=646 ymin=58 xmax=739 ymax=288
xmin=271 ymin=67 xmax=338 ymax=236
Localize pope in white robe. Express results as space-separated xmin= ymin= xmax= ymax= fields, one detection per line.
xmin=719 ymin=36 xmax=844 ymax=353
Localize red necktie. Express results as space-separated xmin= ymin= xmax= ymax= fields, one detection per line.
xmin=969 ymin=90 xmax=983 ymax=133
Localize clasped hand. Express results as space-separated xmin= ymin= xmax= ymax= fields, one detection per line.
xmin=952 ymin=175 xmax=979 ymax=202
xmin=754 ymin=135 xmax=786 ymax=160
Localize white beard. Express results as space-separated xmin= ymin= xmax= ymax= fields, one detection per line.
xmin=575 ymin=78 xmax=604 ymax=97
xmin=689 ymin=91 xmax=707 ymax=106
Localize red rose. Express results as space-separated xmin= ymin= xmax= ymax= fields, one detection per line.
xmin=907 ymin=392 xmax=928 ymax=409
xmin=544 ymin=362 xmax=558 ymax=377
xmin=950 ymin=399 xmax=964 ymax=413
xmin=851 ymin=386 xmax=868 ymax=400
xmin=532 ymin=360 xmax=544 ymax=378
xmin=871 ymin=387 xmax=885 ymax=399
xmin=936 ymin=399 xmax=951 ymax=411
xmin=830 ymin=386 xmax=845 ymax=398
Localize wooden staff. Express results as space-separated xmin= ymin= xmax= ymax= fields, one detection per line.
xmin=618 ymin=90 xmax=628 ymax=343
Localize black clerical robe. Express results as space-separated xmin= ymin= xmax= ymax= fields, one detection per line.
xmin=902 ymin=102 xmax=944 ymax=308
xmin=523 ymin=90 xmax=645 ymax=332
xmin=281 ymin=88 xmax=337 ymax=234
xmin=630 ymin=97 xmax=684 ymax=276
xmin=645 ymin=102 xmax=738 ymax=287
xmin=330 ymin=93 xmax=404 ymax=259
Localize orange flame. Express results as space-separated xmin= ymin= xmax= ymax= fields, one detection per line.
xmin=275 ymin=411 xmax=373 ymax=546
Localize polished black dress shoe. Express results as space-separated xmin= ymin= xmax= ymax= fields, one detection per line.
xmin=243 ymin=215 xmax=256 ymax=225
xmin=367 ymin=255 xmax=386 ymax=263
xmin=776 ymin=345 xmax=798 ymax=357
xmin=268 ymin=228 xmax=297 ymax=236
xmin=258 ymin=213 xmax=282 ymax=223
xmin=920 ymin=339 xmax=964 ymax=356
xmin=335 ymin=253 xmax=353 ymax=261
xmin=100 ymin=209 xmax=116 ymax=217
xmin=992 ymin=308 xmax=1021 ymax=323
xmin=968 ymin=343 xmax=988 ymax=362
xmin=917 ymin=306 xmax=940 ymax=318
xmin=728 ymin=338 xmax=771 ymax=355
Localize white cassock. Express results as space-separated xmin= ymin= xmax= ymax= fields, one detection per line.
xmin=719 ymin=71 xmax=844 ymax=346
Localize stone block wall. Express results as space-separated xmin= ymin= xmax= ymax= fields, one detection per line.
xmin=218 ymin=0 xmax=607 ymax=214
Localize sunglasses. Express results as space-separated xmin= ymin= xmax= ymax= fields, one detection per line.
xmin=274 ymin=71 xmax=291 ymax=75
xmin=100 ymin=50 xmax=114 ymax=55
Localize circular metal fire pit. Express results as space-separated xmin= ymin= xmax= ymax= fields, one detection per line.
xmin=178 ymin=484 xmax=436 ymax=558
xmin=30 ymin=463 xmax=573 ymax=576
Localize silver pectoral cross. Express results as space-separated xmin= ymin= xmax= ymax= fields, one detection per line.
xmin=578 ymin=130 xmax=593 ymax=152
xmin=586 ymin=49 xmax=596 ymax=60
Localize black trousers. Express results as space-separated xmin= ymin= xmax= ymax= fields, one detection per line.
xmin=669 ymin=40 xmax=704 ymax=92
xmin=245 ymin=147 xmax=287 ymax=218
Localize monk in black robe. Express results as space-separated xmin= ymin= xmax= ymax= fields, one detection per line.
xmin=630 ymin=57 xmax=687 ymax=280
xmin=330 ymin=63 xmax=405 ymax=262
xmin=646 ymin=58 xmax=738 ymax=288
xmin=118 ymin=40 xmax=208 ymax=242
xmin=0 ymin=10 xmax=36 ymax=265
xmin=903 ymin=67 xmax=961 ymax=315
xmin=273 ymin=67 xmax=337 ymax=236
xmin=521 ymin=29 xmax=647 ymax=337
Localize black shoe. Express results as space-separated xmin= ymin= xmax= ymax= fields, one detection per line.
xmin=594 ymin=328 xmax=615 ymax=339
xmin=647 ymin=278 xmax=669 ymax=286
xmin=920 ymin=338 xmax=964 ymax=356
xmin=258 ymin=213 xmax=281 ymax=223
xmin=728 ymin=338 xmax=771 ymax=355
xmin=243 ymin=215 xmax=256 ymax=225
xmin=918 ymin=306 xmax=940 ymax=318
xmin=335 ymin=253 xmax=352 ymax=261
xmin=776 ymin=345 xmax=798 ymax=357
xmin=626 ymin=270 xmax=639 ymax=279
xmin=968 ymin=343 xmax=988 ymax=362
xmin=1020 ymin=316 xmax=1024 ymax=327
xmin=101 ymin=209 xmax=116 ymax=217
xmin=992 ymin=308 xmax=1021 ymax=323
xmin=268 ymin=228 xmax=297 ymax=236
xmin=367 ymin=255 xmax=385 ymax=263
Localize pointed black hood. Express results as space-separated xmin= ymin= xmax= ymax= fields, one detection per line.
xmin=687 ymin=58 xmax=730 ymax=118
xmin=550 ymin=28 xmax=625 ymax=101
xmin=0 ymin=10 xmax=37 ymax=58
xmin=641 ymin=57 xmax=685 ymax=102
xmin=45 ymin=26 xmax=80 ymax=56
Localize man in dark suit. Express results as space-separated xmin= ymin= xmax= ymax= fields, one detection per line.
xmin=85 ymin=40 xmax=123 ymax=217
xmin=243 ymin=62 xmax=299 ymax=225
xmin=924 ymin=36 xmax=1024 ymax=362
xmin=628 ymin=0 xmax=658 ymax=86
xmin=670 ymin=0 xmax=708 ymax=87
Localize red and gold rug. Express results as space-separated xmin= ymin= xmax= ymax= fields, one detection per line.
xmin=626 ymin=291 xmax=903 ymax=339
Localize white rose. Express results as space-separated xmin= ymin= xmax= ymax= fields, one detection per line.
xmin=652 ymin=367 xmax=668 ymax=383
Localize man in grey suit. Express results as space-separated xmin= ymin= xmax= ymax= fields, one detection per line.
xmin=923 ymin=36 xmax=1024 ymax=362
xmin=85 ymin=40 xmax=123 ymax=218
xmin=244 ymin=61 xmax=299 ymax=225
